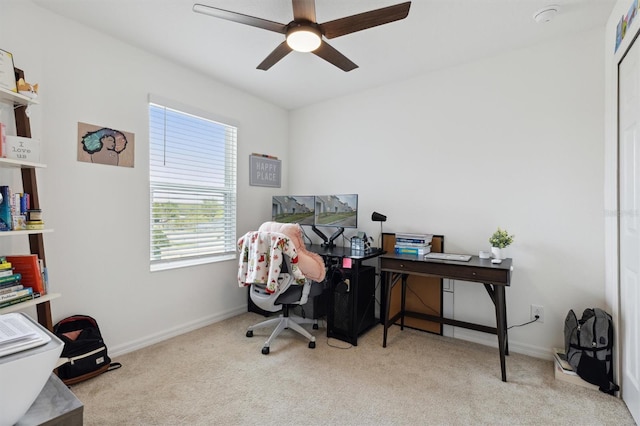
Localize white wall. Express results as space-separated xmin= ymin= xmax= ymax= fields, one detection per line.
xmin=290 ymin=29 xmax=607 ymax=358
xmin=0 ymin=0 xmax=289 ymax=355
xmin=0 ymin=0 xmax=610 ymax=360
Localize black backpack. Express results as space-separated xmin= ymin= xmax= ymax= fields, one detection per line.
xmin=54 ymin=315 xmax=121 ymax=385
xmin=564 ymin=308 xmax=619 ymax=394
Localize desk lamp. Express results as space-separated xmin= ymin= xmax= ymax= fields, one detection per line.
xmin=371 ymin=211 xmax=387 ymax=248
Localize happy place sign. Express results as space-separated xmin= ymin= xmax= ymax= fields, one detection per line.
xmin=249 ymin=154 xmax=281 ymax=188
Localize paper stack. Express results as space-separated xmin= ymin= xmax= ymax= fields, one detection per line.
xmin=0 ymin=313 xmax=50 ymax=358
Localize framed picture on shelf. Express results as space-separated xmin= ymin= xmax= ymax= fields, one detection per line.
xmin=0 ymin=49 xmax=17 ymax=93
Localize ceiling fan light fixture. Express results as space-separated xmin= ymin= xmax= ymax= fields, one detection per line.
xmin=286 ymin=26 xmax=321 ymax=52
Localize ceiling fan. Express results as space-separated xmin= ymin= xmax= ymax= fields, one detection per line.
xmin=193 ymin=1 xmax=411 ymax=72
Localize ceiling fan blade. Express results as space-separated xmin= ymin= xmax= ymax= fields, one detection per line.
xmin=193 ymin=3 xmax=287 ymax=34
xmin=257 ymin=41 xmax=293 ymax=70
xmin=320 ymin=1 xmax=411 ymax=39
xmin=292 ymin=0 xmax=316 ymax=22
xmin=312 ymin=41 xmax=358 ymax=72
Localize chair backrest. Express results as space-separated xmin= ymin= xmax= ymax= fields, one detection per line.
xmin=257 ymin=222 xmax=326 ymax=282
xmin=237 ymin=227 xmax=320 ymax=313
xmin=237 ymin=230 xmax=307 ymax=293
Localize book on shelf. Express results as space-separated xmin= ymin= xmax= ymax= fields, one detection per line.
xmin=394 ymin=245 xmax=431 ymax=256
xmin=395 ymin=233 xmax=433 ymax=245
xmin=0 ymin=284 xmax=23 ymax=295
xmin=0 ymin=121 xmax=5 ymax=158
xmin=19 ymin=192 xmax=30 ymax=215
xmin=0 ymin=186 xmax=11 ymax=231
xmin=0 ymin=293 xmax=36 ymax=309
xmin=396 ymin=232 xmax=433 ymax=239
xmin=5 ymin=255 xmax=44 ymax=295
xmin=0 ymin=280 xmax=22 ymax=293
xmin=0 ymin=268 xmax=15 ymax=278
xmin=42 ymin=266 xmax=49 ymax=294
xmin=0 ymin=261 xmax=12 ymax=270
xmin=394 ymin=241 xmax=430 ymax=248
xmin=0 ymin=287 xmax=32 ymax=303
xmin=0 ymin=272 xmax=21 ymax=285
xmin=553 ymin=347 xmax=576 ymax=375
xmin=10 ymin=192 xmax=18 ymax=217
xmin=0 ymin=275 xmax=19 ymax=287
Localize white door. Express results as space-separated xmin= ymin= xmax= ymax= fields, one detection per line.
xmin=618 ymin=34 xmax=640 ymax=424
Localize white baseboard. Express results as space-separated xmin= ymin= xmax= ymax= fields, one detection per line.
xmin=109 ymin=306 xmax=246 ymax=358
xmin=453 ymin=328 xmax=553 ymax=360
xmin=108 ymin=309 xmax=555 ymax=362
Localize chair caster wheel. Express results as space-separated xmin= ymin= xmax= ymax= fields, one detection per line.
xmin=313 ymin=324 xmax=319 ymax=330
xmin=246 ymin=330 xmax=253 ymax=338
xmin=308 ymin=341 xmax=316 ymax=349
xmin=262 ymin=346 xmax=270 ymax=355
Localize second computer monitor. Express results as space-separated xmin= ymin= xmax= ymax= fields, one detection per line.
xmin=314 ymin=194 xmax=358 ymax=228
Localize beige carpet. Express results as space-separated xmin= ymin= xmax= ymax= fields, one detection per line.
xmin=69 ymin=312 xmax=635 ymax=425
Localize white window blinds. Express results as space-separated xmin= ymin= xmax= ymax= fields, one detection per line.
xmin=149 ymin=100 xmax=237 ymax=270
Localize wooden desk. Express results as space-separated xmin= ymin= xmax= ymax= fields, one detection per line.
xmin=380 ymin=254 xmax=512 ymax=381
xmin=382 ymin=233 xmax=444 ymax=334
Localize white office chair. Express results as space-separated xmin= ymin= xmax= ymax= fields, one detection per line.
xmin=245 ymin=258 xmax=322 ymax=354
xmin=237 ymin=225 xmax=326 ymax=354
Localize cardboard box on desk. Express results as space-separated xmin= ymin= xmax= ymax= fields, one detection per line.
xmin=5 ymin=135 xmax=40 ymax=162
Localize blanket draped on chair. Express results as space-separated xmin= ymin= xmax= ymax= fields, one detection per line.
xmin=237 ymin=231 xmax=306 ymax=293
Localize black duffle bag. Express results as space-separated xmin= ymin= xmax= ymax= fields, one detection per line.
xmin=53 ymin=314 xmax=121 ymax=385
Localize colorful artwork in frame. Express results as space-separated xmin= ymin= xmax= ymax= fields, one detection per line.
xmin=77 ymin=122 xmax=134 ymax=167
xmin=616 ymin=0 xmax=639 ymax=53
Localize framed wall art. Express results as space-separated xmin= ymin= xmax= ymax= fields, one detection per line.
xmin=77 ymin=122 xmax=135 ymax=167
xmin=249 ymin=154 xmax=281 ymax=187
xmin=0 ymin=49 xmax=17 ymax=93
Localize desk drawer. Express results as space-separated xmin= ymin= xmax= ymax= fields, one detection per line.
xmin=380 ymin=258 xmax=510 ymax=285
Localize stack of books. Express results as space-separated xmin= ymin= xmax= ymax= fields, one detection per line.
xmin=552 ymin=347 xmax=598 ymax=390
xmin=0 ymin=255 xmax=45 ymax=309
xmin=0 ymin=258 xmax=32 ymax=309
xmin=394 ymin=233 xmax=433 ymax=256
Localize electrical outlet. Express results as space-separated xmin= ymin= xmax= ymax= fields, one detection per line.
xmin=531 ymin=304 xmax=544 ymax=323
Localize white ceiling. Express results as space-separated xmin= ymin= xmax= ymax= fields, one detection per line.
xmin=32 ymin=0 xmax=616 ymax=110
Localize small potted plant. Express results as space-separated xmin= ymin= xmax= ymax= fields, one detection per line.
xmin=489 ymin=227 xmax=514 ymax=260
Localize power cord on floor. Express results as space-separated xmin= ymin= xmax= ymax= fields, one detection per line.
xmin=317 ymin=318 xmax=353 ymax=349
xmin=508 ymin=315 xmax=539 ymax=329
xmin=326 ymin=337 xmax=352 ymax=350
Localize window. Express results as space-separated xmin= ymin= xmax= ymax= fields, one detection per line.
xmin=149 ymin=98 xmax=237 ymax=271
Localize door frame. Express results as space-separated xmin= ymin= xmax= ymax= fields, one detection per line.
xmin=615 ymin=25 xmax=640 ymax=424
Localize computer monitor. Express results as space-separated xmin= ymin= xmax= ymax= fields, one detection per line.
xmin=314 ymin=194 xmax=358 ymax=228
xmin=271 ymin=195 xmax=315 ymax=225
xmin=312 ymin=194 xmax=358 ymax=247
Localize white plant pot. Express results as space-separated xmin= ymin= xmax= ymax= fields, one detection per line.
xmin=491 ymin=247 xmax=504 ymax=260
